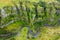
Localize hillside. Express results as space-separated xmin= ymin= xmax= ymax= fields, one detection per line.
xmin=0 ymin=0 xmax=60 ymax=40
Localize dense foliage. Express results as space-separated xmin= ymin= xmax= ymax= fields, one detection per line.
xmin=0 ymin=0 xmax=60 ymax=40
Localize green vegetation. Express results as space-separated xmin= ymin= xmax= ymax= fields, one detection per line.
xmin=0 ymin=0 xmax=60 ymax=40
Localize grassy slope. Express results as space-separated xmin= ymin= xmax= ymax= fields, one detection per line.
xmin=0 ymin=0 xmax=13 ymax=8
xmin=0 ymin=0 xmax=58 ymax=8
xmin=6 ymin=24 xmax=60 ymax=40
xmin=0 ymin=0 xmax=60 ymax=40
xmin=4 ymin=22 xmax=60 ymax=40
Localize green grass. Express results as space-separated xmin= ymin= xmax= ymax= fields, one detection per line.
xmin=0 ymin=0 xmax=60 ymax=40
xmin=0 ymin=0 xmax=58 ymax=8
xmin=4 ymin=24 xmax=60 ymax=40
xmin=4 ymin=21 xmax=21 ymax=32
